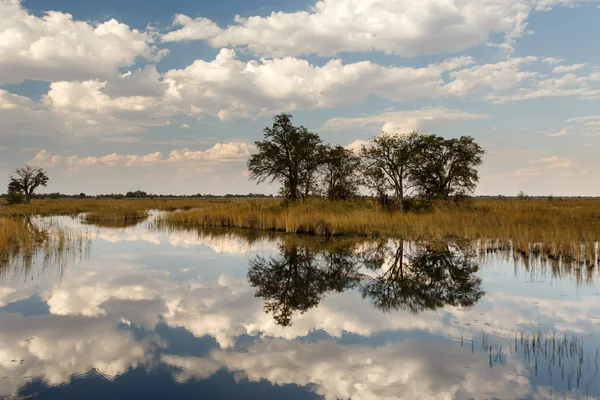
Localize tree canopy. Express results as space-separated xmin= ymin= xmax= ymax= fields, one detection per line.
xmin=248 ymin=114 xmax=323 ymax=202
xmin=8 ymin=164 xmax=49 ymax=204
xmin=247 ymin=113 xmax=485 ymax=207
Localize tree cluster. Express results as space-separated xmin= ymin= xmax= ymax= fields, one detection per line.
xmin=248 ymin=114 xmax=485 ymax=209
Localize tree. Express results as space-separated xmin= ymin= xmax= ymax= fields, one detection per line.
xmin=362 ymin=167 xmax=392 ymax=208
xmin=321 ymin=145 xmax=361 ymax=200
xmin=409 ymin=135 xmax=485 ymax=200
xmin=8 ymin=164 xmax=49 ymax=204
xmin=248 ymin=114 xmax=323 ymax=202
xmin=361 ymin=132 xmax=418 ymax=211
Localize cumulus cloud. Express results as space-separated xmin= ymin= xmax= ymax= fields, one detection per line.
xmin=161 ymin=0 xmax=587 ymax=57
xmin=30 ymin=142 xmax=254 ymax=169
xmin=0 ymin=0 xmax=166 ymax=84
xmin=322 ymin=107 xmax=489 ymax=133
xmin=162 ymin=49 xmax=474 ymax=120
xmin=552 ymin=63 xmax=586 ymax=74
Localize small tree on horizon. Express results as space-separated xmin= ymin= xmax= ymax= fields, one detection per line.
xmin=7 ymin=164 xmax=49 ymax=204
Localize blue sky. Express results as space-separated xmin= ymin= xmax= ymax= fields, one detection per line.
xmin=0 ymin=0 xmax=599 ymax=195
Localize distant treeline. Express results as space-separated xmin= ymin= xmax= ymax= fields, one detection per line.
xmin=0 ymin=191 xmax=276 ymax=199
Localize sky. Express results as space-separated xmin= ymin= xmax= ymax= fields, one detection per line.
xmin=0 ymin=0 xmax=599 ymax=196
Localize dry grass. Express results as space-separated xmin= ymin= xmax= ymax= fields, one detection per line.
xmin=2 ymin=196 xmax=600 ymax=265
xmin=84 ymin=209 xmax=148 ymax=223
xmin=0 ymin=217 xmax=90 ymax=274
xmin=157 ymin=197 xmax=600 ymax=264
xmin=0 ymin=197 xmax=208 ymax=217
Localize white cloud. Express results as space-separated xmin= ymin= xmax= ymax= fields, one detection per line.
xmin=161 ymin=0 xmax=580 ymax=57
xmin=444 ymin=56 xmax=539 ymax=96
xmin=344 ymin=139 xmax=371 ymax=154
xmin=540 ymin=155 xmax=573 ymax=168
xmin=30 ymin=142 xmax=254 ymax=169
xmin=322 ymin=107 xmax=489 ymax=133
xmin=547 ymin=127 xmax=568 ymax=137
xmin=552 ymin=63 xmax=586 ymax=73
xmin=161 ymin=14 xmax=221 ymax=42
xmin=163 ymin=49 xmax=474 ymax=120
xmin=0 ymin=0 xmax=166 ymax=84
xmin=180 ymin=123 xmax=191 ymax=129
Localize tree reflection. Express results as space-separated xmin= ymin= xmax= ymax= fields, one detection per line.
xmin=359 ymin=241 xmax=484 ymax=313
xmin=247 ymin=241 xmax=360 ymax=326
xmin=248 ymin=238 xmax=484 ymax=326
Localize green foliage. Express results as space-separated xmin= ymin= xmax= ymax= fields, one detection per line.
xmin=361 ymin=132 xmax=419 ymax=210
xmin=5 ymin=192 xmax=25 ymax=205
xmin=401 ymin=198 xmax=434 ymax=213
xmin=322 ymin=145 xmax=361 ymax=200
xmin=409 ymin=135 xmax=485 ymax=200
xmin=248 ymin=114 xmax=324 ymax=201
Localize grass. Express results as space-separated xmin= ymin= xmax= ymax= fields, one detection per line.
xmin=156 ymin=197 xmax=600 ymax=265
xmin=0 ymin=197 xmax=206 ymax=217
xmin=2 ymin=196 xmax=600 ymax=265
xmin=0 ymin=217 xmax=90 ymax=275
xmin=83 ymin=209 xmax=149 ymax=223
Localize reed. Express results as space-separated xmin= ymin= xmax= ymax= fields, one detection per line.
xmin=0 ymin=217 xmax=90 ymax=275
xmin=0 ymin=197 xmax=211 ymax=217
xmin=157 ymin=197 xmax=600 ymax=264
xmin=84 ymin=209 xmax=148 ymax=223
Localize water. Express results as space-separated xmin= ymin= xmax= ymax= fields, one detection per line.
xmin=1 ymin=214 xmax=600 ymax=399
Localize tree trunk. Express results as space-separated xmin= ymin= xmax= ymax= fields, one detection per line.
xmin=25 ymin=194 xmax=31 ymax=204
xmin=289 ymin=179 xmax=298 ymax=202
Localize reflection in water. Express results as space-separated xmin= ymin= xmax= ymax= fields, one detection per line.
xmin=0 ymin=217 xmax=90 ymax=281
xmin=1 ymin=217 xmax=600 ymax=399
xmin=359 ymin=240 xmax=484 ymax=313
xmin=248 ymin=241 xmax=360 ymax=326
xmin=249 ymin=238 xmax=484 ymax=325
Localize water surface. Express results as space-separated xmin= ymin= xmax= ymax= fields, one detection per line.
xmin=1 ymin=214 xmax=599 ymax=399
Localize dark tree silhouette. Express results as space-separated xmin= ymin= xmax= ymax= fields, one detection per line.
xmin=409 ymin=135 xmax=485 ymax=200
xmin=248 ymin=242 xmax=359 ymax=326
xmin=361 ymin=132 xmax=419 ymax=211
xmin=321 ymin=145 xmax=361 ymax=200
xmin=359 ymin=240 xmax=484 ymax=313
xmin=8 ymin=164 xmax=49 ymax=204
xmin=247 ymin=114 xmax=324 ymax=202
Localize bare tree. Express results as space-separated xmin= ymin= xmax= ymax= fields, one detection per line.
xmin=8 ymin=164 xmax=49 ymax=204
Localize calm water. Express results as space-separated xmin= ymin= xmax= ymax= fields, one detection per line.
xmin=1 ymin=214 xmax=600 ymax=399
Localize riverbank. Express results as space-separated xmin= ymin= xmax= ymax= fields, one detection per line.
xmin=2 ymin=197 xmax=600 ymax=264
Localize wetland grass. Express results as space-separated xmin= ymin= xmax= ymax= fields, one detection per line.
xmin=0 ymin=217 xmax=90 ymax=276
xmin=158 ymin=197 xmax=600 ymax=264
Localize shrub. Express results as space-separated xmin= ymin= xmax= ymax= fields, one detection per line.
xmin=402 ymin=198 xmax=434 ymax=213
xmin=5 ymin=192 xmax=25 ymax=205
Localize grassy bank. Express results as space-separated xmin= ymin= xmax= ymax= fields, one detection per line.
xmin=84 ymin=209 xmax=148 ymax=223
xmin=2 ymin=197 xmax=600 ymax=264
xmin=157 ymin=197 xmax=600 ymax=264
xmin=0 ymin=197 xmax=210 ymax=217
